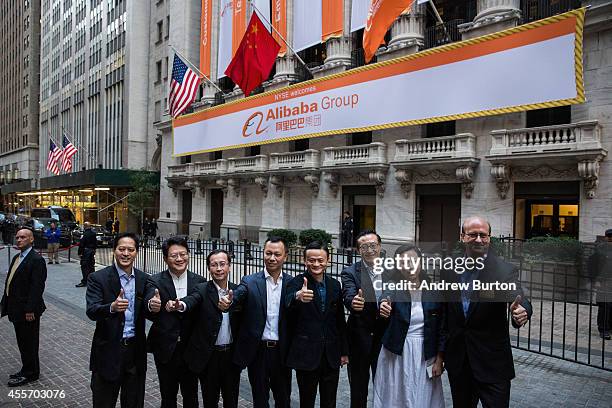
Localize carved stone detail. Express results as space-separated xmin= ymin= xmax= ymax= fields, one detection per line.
xmin=254 ymin=176 xmax=269 ymax=198
xmin=216 ymin=179 xmax=228 ymax=198
xmin=490 ymin=163 xmax=511 ymax=199
xmin=395 ymin=169 xmax=412 ymax=198
xmin=512 ymin=165 xmax=577 ymax=180
xmin=412 ymin=169 xmax=455 ymax=183
xmin=369 ymin=169 xmax=388 ymax=197
xmin=324 ymin=173 xmax=339 ymax=198
xmin=227 ymin=178 xmax=240 ymax=198
xmin=455 ymin=166 xmax=475 ymax=199
xmin=304 ymin=173 xmax=320 ymax=197
xmin=270 ymin=175 xmax=284 ymax=198
xmin=578 ymin=160 xmax=601 ymax=199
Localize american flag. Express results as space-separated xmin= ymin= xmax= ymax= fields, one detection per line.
xmin=61 ymin=134 xmax=78 ymax=172
xmin=46 ymin=140 xmax=62 ymax=175
xmin=169 ymin=54 xmax=201 ymax=118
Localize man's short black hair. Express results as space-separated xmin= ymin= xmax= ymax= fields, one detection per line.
xmin=113 ymin=232 xmax=140 ymax=250
xmin=264 ymin=236 xmax=288 ymax=253
xmin=206 ymin=249 xmax=231 ymax=268
xmin=303 ymin=240 xmax=329 ymax=258
xmin=162 ymin=236 xmax=189 ymax=258
xmin=356 ymin=229 xmax=381 ymax=243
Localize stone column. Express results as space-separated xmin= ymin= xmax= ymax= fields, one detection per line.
xmin=220 ymin=179 xmax=243 ymax=242
xmin=461 ymin=0 xmax=521 ymax=40
xmin=259 ymin=177 xmax=291 ymax=243
xmin=189 ymin=184 xmax=211 ymax=237
xmin=377 ymin=6 xmax=425 ymax=62
xmin=311 ymin=172 xmax=343 ymax=247
xmin=158 ymin=127 xmax=180 ymax=236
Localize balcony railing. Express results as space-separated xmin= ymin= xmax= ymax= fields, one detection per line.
xmin=193 ymin=159 xmax=228 ymax=176
xmin=521 ymin=0 xmax=582 ymax=23
xmin=269 ymin=149 xmax=320 ymax=171
xmin=167 ymin=163 xmax=194 ymax=178
xmin=488 ymin=121 xmax=603 ymax=157
xmin=423 ymin=19 xmax=464 ymax=50
xmin=394 ymin=133 xmax=477 ymax=162
xmin=227 ymin=155 xmax=269 ymax=173
xmin=321 ymin=143 xmax=387 ymax=168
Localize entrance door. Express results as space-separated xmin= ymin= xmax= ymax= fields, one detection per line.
xmin=180 ymin=190 xmax=192 ymax=235
xmin=210 ymin=189 xmax=224 ymax=238
xmin=342 ymin=186 xmax=377 ymax=246
xmin=417 ymin=184 xmax=461 ymax=253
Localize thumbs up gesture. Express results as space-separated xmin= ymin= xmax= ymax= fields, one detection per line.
xmin=380 ymin=296 xmax=392 ymax=318
xmin=149 ymin=289 xmax=161 ymax=313
xmin=111 ymin=289 xmax=129 ymax=313
xmin=296 ymin=277 xmax=314 ymax=303
xmin=218 ymin=289 xmax=233 ymax=311
xmin=510 ymin=295 xmax=528 ymax=326
xmin=352 ymin=288 xmax=365 ymax=312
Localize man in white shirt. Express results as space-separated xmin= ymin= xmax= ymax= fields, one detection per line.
xmin=145 ymin=236 xmax=204 ymax=408
xmin=218 ymin=237 xmax=293 ymax=408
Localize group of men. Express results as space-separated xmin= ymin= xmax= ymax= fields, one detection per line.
xmin=1 ymin=216 xmax=538 ymax=407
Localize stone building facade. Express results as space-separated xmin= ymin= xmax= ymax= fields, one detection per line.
xmin=157 ymin=0 xmax=611 ymax=247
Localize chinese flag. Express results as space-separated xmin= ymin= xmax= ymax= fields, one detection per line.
xmin=363 ymin=0 xmax=415 ymax=63
xmin=225 ymin=11 xmax=281 ymax=97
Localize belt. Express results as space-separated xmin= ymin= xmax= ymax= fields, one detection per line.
xmin=120 ymin=337 xmax=136 ymax=346
xmin=262 ymin=340 xmax=278 ymax=348
xmin=214 ymin=344 xmax=231 ymax=352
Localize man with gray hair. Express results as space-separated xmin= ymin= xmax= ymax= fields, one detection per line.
xmin=76 ymin=222 xmax=97 ymax=288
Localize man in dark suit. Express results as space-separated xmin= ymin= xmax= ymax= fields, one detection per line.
xmin=86 ymin=232 xmax=156 ymax=408
xmin=77 ymin=222 xmax=98 ymax=287
xmin=341 ymin=230 xmax=388 ymax=408
xmin=285 ymin=241 xmax=348 ymax=408
xmin=218 ymin=236 xmax=292 ymax=408
xmin=1 ymin=227 xmax=47 ymax=387
xmin=182 ymin=249 xmax=242 ymax=408
xmin=145 ymin=236 xmax=204 ymax=408
xmin=442 ymin=216 xmax=532 ymax=408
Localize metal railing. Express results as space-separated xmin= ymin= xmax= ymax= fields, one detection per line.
xmin=423 ymin=19 xmax=464 ymax=50
xmin=521 ymin=0 xmax=583 ymax=23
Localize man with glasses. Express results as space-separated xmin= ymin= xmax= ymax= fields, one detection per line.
xmin=182 ymin=249 xmax=242 ymax=408
xmin=441 ymin=216 xmax=532 ymax=408
xmin=145 ymin=237 xmax=204 ymax=408
xmin=86 ymin=232 xmax=156 ymax=408
xmin=341 ymin=230 xmax=388 ymax=408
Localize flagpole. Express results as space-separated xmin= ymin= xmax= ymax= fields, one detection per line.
xmin=248 ymin=1 xmax=313 ymax=79
xmin=426 ymin=0 xmax=451 ymax=43
xmin=62 ymin=127 xmax=98 ymax=170
xmin=168 ymin=44 xmax=224 ymax=94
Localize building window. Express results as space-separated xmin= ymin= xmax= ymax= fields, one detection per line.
xmin=425 ymin=120 xmax=456 ymax=138
xmin=154 ymin=101 xmax=161 ymax=122
xmin=350 ymin=131 xmax=372 ymax=146
xmin=246 ymin=146 xmax=261 ymax=156
xmin=156 ymin=60 xmax=162 ymax=83
xmin=210 ymin=151 xmax=223 ymax=160
xmin=526 ymin=106 xmax=571 ymax=128
xmin=164 ymin=57 xmax=169 ymax=79
xmin=290 ymin=138 xmax=310 ymax=152
xmin=157 ymin=21 xmax=163 ymax=43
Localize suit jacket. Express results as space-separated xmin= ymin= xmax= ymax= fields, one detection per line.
xmin=441 ymin=251 xmax=533 ymax=383
xmin=145 ymin=270 xmax=205 ymax=365
xmin=341 ymin=260 xmax=388 ymax=350
xmin=86 ymin=265 xmax=156 ymax=382
xmin=231 ymin=269 xmax=292 ymax=369
xmin=284 ymin=272 xmax=348 ymax=371
xmin=182 ymin=280 xmax=241 ymax=373
xmin=1 ymin=249 xmax=47 ymax=322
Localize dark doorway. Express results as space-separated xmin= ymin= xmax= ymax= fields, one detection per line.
xmin=342 ymin=185 xmax=376 ymax=246
xmin=180 ymin=190 xmax=192 ymax=235
xmin=417 ymin=184 xmax=461 ymax=253
xmin=210 ymin=189 xmax=224 ymax=238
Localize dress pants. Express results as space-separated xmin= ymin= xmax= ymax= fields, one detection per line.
xmin=91 ymin=341 xmax=145 ymax=408
xmin=13 ymin=319 xmax=40 ymax=378
xmin=448 ymin=359 xmax=511 ymax=408
xmin=80 ymin=249 xmax=96 ymax=285
xmin=347 ymin=330 xmax=382 ymax=408
xmin=295 ymin=354 xmax=340 ymax=408
xmin=597 ymin=301 xmax=612 ymax=334
xmin=200 ymin=346 xmax=241 ymax=408
xmin=154 ymin=342 xmax=198 ymax=408
xmin=247 ymin=342 xmax=291 ymax=408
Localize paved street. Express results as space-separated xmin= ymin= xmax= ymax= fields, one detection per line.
xmin=0 ymin=247 xmax=610 ymax=407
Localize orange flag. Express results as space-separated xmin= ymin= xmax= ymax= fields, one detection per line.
xmin=225 ymin=12 xmax=281 ymax=97
xmin=363 ymin=0 xmax=415 ymax=63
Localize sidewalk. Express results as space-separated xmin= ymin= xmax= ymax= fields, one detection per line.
xmin=0 ymin=248 xmax=610 ymax=407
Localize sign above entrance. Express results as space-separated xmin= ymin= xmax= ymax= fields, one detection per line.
xmin=173 ymin=8 xmax=585 ymax=157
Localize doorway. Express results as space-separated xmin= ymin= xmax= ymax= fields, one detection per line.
xmin=210 ymin=189 xmax=224 ymax=238
xmin=416 ymin=184 xmax=461 ymax=253
xmin=180 ymin=190 xmax=192 ymax=235
xmin=342 ymin=185 xmax=377 ymax=246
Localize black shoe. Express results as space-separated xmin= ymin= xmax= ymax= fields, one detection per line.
xmin=7 ymin=375 xmax=38 ymax=387
xmin=600 ymin=332 xmax=611 ymax=340
xmin=9 ymin=371 xmax=22 ymax=379
xmin=75 ymin=282 xmax=86 ymax=288
xmin=48 ymin=261 xmax=53 ymax=264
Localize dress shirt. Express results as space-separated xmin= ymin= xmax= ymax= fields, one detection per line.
xmin=460 ymin=268 xmax=478 ymax=317
xmin=365 ymin=262 xmax=383 ymax=303
xmin=262 ymin=268 xmax=283 ymax=341
xmin=114 ymin=263 xmax=136 ymax=339
xmin=213 ymin=280 xmax=233 ymax=345
xmin=312 ymin=275 xmax=326 ymax=313
xmin=170 ymin=271 xmax=188 ymax=298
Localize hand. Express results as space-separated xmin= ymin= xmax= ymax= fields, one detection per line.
xmin=380 ymin=297 xmax=392 ymax=318
xmin=351 ymin=289 xmax=365 ymax=312
xmin=149 ymin=289 xmax=161 ymax=313
xmin=432 ymin=357 xmax=444 ymax=377
xmin=111 ymin=289 xmax=129 ymax=313
xmin=296 ymin=277 xmax=314 ymax=303
xmin=340 ymin=355 xmax=349 ymax=366
xmin=218 ymin=289 xmax=233 ymax=311
xmin=165 ymin=299 xmax=184 ymax=312
xmin=25 ymin=312 xmax=35 ymax=322
xmin=510 ymin=295 xmax=528 ymax=326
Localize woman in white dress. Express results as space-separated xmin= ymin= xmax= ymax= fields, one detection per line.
xmin=373 ymin=244 xmax=445 ymax=408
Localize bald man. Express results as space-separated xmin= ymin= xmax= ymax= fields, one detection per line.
xmin=77 ymin=222 xmax=98 ymax=287
xmin=1 ymin=227 xmax=47 ymax=387
xmin=441 ymin=216 xmax=532 ymax=408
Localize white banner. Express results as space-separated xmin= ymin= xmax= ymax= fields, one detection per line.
xmin=293 ymin=0 xmax=322 ymax=52
xmin=351 ymin=0 xmax=370 ymax=32
xmin=217 ymin=0 xmax=233 ymax=78
xmin=175 ymin=10 xmax=584 ymax=156
xmin=251 ymin=0 xmax=271 ymax=31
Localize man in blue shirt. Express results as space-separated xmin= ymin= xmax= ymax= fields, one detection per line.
xmin=86 ymin=232 xmax=156 ymax=408
xmin=44 ymin=221 xmax=61 ymax=264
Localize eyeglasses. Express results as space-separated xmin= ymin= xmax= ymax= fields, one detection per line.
xmin=168 ymin=252 xmax=189 ymax=260
xmin=359 ymin=242 xmax=379 ymax=252
xmin=209 ymin=261 xmax=228 ymax=269
xmin=464 ymin=232 xmax=490 ymax=240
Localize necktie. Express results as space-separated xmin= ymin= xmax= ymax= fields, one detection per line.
xmin=5 ymin=255 xmax=22 ymax=296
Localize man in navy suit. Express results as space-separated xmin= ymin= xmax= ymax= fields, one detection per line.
xmin=86 ymin=232 xmax=156 ymax=408
xmin=218 ymin=236 xmax=292 ymax=408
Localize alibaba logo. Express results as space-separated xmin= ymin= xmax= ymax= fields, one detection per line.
xmin=243 ymin=111 xmax=268 ymax=138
